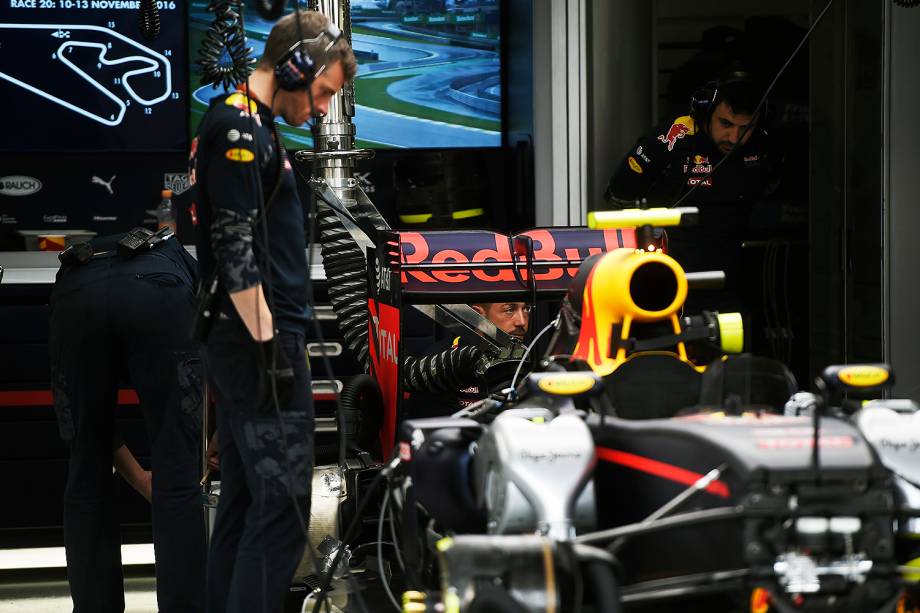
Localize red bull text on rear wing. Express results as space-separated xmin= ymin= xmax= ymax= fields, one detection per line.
xmin=385 ymin=227 xmax=651 ymax=302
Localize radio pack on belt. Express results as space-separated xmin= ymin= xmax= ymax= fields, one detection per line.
xmin=58 ymin=242 xmax=94 ymax=266
xmin=117 ymin=226 xmax=174 ymax=258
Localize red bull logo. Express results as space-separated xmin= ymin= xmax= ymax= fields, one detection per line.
xmin=657 ymin=116 xmax=695 ymax=152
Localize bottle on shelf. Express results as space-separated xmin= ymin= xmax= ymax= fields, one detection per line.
xmin=156 ymin=189 xmax=176 ymax=233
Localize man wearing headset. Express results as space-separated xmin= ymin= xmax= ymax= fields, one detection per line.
xmin=605 ymin=72 xmax=782 ymax=310
xmin=189 ymin=11 xmax=356 ymax=613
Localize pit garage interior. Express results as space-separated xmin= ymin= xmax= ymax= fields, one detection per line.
xmin=1 ymin=0 xmax=920 ymax=612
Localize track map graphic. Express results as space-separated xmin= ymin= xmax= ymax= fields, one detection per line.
xmin=1 ymin=3 xmax=187 ymax=151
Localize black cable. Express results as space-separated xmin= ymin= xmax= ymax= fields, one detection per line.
xmin=197 ymin=1 xmax=255 ymax=90
xmin=781 ymin=241 xmax=793 ymax=366
xmin=312 ymin=458 xmax=400 ymax=613
xmin=670 ymin=0 xmax=836 ymax=209
xmin=139 ymin=0 xmax=160 ymax=40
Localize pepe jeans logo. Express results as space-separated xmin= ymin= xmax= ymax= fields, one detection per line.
xmin=0 ymin=175 xmax=42 ymax=196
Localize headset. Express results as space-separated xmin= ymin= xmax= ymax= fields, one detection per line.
xmin=689 ymin=70 xmax=766 ymax=125
xmin=273 ymin=23 xmax=343 ymax=91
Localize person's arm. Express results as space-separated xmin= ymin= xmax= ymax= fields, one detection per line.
xmin=113 ymin=444 xmax=152 ymax=502
xmin=204 ymin=113 xmax=274 ymax=341
xmin=604 ymin=116 xmax=693 ymax=205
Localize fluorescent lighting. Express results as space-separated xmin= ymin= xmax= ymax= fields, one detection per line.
xmin=0 ymin=544 xmax=154 ymax=570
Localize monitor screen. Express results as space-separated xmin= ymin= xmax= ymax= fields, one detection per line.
xmin=189 ymin=0 xmax=501 ymax=150
xmin=0 ymin=2 xmax=188 ymax=152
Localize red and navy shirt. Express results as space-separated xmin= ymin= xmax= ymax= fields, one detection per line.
xmin=605 ymin=114 xmax=781 ymax=208
xmin=189 ymin=90 xmax=309 ymax=333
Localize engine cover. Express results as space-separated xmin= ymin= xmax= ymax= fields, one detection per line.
xmin=473 ymin=410 xmax=596 ymax=540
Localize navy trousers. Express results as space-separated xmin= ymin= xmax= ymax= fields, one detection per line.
xmin=203 ymin=315 xmax=313 ymax=613
xmin=49 ymin=238 xmax=206 ymax=613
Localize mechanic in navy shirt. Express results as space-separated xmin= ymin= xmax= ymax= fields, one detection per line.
xmin=188 ymin=11 xmax=356 ymax=613
xmin=605 ymin=73 xmax=781 ymax=311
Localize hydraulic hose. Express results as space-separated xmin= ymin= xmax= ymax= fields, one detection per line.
xmin=315 ymin=198 xmax=387 ymax=371
xmin=401 ymin=346 xmax=484 ymax=394
xmin=573 ymin=543 xmax=624 ymax=613
xmin=315 ymin=196 xmax=491 ymax=395
xmin=339 ymin=374 xmax=382 ymax=455
xmin=316 ymin=189 xmax=496 ymax=393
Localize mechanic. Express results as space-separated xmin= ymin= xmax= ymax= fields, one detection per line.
xmin=604 ymin=71 xmax=781 ymax=310
xmin=406 ymin=301 xmax=531 ymax=416
xmin=49 ymin=231 xmax=204 ymax=613
xmin=189 ymin=10 xmax=356 ymax=613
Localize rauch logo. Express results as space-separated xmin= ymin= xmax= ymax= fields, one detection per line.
xmin=0 ymin=176 xmax=42 ymax=196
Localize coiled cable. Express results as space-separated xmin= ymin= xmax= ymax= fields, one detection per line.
xmin=139 ymin=0 xmax=160 ymax=40
xmin=197 ymin=1 xmax=255 ymax=91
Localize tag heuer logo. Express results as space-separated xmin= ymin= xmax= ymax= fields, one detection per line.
xmin=0 ymin=175 xmax=42 ymax=196
xmin=164 ymin=172 xmax=192 ymax=195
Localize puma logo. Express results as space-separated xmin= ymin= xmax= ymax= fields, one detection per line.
xmin=91 ymin=175 xmax=116 ymax=195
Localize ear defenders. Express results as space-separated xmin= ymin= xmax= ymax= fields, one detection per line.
xmin=690 ymin=71 xmax=763 ymax=123
xmin=273 ymin=23 xmax=343 ymax=91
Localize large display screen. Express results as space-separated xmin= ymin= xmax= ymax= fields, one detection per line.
xmin=0 ymin=1 xmax=188 ymax=151
xmin=189 ymin=0 xmax=501 ymax=149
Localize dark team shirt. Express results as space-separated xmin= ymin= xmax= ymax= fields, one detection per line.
xmin=605 ymin=114 xmax=781 ymax=212
xmin=189 ymin=90 xmax=309 ymax=333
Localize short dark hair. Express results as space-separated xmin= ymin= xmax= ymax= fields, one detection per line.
xmin=259 ymin=11 xmax=358 ymax=81
xmin=714 ymin=77 xmax=761 ymax=117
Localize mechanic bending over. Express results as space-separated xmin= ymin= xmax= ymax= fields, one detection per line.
xmin=50 ymin=231 xmax=204 ymax=613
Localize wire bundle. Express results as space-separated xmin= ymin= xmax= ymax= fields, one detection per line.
xmin=138 ymin=0 xmax=160 ymax=41
xmin=196 ymin=1 xmax=256 ymax=90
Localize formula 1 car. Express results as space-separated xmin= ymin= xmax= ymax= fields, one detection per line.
xmin=380 ymin=213 xmax=920 ymax=613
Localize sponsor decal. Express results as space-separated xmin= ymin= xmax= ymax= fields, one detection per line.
xmin=757 ymin=436 xmax=855 ymax=449
xmin=164 ymin=172 xmax=192 ymax=195
xmin=838 ymin=365 xmax=889 ymax=387
xmin=635 ymin=145 xmax=651 ymax=162
xmin=91 ymin=174 xmax=116 ymax=195
xmin=368 ymin=299 xmax=401 ymax=450
xmin=627 ymin=156 xmax=643 ymax=174
xmin=241 ymin=132 xmax=253 ymax=141
xmin=687 ymin=177 xmax=712 ymax=187
xmin=536 ymin=372 xmax=597 ymax=395
xmin=657 ymin=116 xmax=695 ymax=152
xmin=92 ymin=215 xmax=118 ymax=222
xmin=239 ymin=111 xmax=262 ymax=126
xmin=691 ymin=164 xmax=712 ymax=174
xmin=225 ymin=92 xmax=258 ymax=114
xmin=693 ymin=154 xmax=709 ymax=164
xmin=399 ymin=228 xmax=634 ymax=291
xmin=636 ymin=145 xmax=643 ymax=155
xmin=43 ymin=214 xmax=67 ymax=224
xmin=0 ymin=175 xmax=42 ymax=196
xmin=743 ymin=154 xmax=760 ymax=163
xmin=225 ymin=148 xmax=255 ymax=163
xmin=356 ymin=171 xmax=376 ymax=194
xmin=226 ymin=129 xmax=241 ymax=142
xmin=188 ymin=136 xmax=200 ymax=186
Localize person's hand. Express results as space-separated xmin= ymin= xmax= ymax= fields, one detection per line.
xmin=138 ymin=471 xmax=153 ymax=503
xmin=258 ymin=338 xmax=295 ymax=412
xmin=206 ymin=431 xmax=220 ymax=472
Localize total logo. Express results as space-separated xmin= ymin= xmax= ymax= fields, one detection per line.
xmin=0 ymin=175 xmax=42 ymax=196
